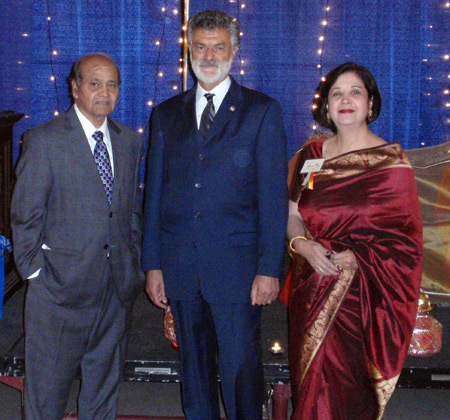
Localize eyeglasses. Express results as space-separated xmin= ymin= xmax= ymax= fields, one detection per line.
xmin=192 ymin=43 xmax=228 ymax=55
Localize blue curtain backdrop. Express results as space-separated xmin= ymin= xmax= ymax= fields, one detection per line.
xmin=0 ymin=0 xmax=449 ymax=162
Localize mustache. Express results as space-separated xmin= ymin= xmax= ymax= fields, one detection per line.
xmin=198 ymin=59 xmax=220 ymax=68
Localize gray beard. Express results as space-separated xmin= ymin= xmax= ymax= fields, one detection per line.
xmin=191 ymin=55 xmax=233 ymax=86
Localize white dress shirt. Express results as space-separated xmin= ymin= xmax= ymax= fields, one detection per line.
xmin=195 ymin=76 xmax=232 ymax=129
xmin=74 ymin=104 xmax=115 ymax=175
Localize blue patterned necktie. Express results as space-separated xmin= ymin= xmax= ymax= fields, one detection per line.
xmin=92 ymin=130 xmax=113 ymax=204
xmin=199 ymin=93 xmax=215 ymax=137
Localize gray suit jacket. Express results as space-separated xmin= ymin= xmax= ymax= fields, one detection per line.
xmin=11 ymin=107 xmax=144 ymax=307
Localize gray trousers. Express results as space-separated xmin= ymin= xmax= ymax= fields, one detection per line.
xmin=24 ymin=268 xmax=131 ymax=420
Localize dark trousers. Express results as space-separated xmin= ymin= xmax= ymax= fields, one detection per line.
xmin=171 ymin=296 xmax=264 ymax=420
xmin=23 ymin=269 xmax=130 ymax=420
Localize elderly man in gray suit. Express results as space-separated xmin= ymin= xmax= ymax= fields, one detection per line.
xmin=11 ymin=53 xmax=144 ymax=420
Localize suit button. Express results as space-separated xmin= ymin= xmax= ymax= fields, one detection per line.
xmin=104 ymin=244 xmax=109 ymax=249
xmin=195 ymin=183 xmax=201 ymax=189
xmin=194 ymin=211 xmax=201 ymax=219
xmin=198 ymin=154 xmax=204 ymax=161
xmin=109 ymin=212 xmax=113 ymax=218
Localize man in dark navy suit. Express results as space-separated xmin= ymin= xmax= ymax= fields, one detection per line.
xmin=142 ymin=10 xmax=287 ymax=420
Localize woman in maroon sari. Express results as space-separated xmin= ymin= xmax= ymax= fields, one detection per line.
xmin=286 ymin=63 xmax=423 ymax=420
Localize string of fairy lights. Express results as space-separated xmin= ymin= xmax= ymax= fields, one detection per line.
xmin=139 ymin=0 xmax=173 ymax=135
xmin=140 ymin=0 xmax=246 ymax=135
xmin=420 ymin=1 xmax=450 ymax=145
xmin=312 ymin=0 xmax=331 ymax=131
xmin=232 ymin=0 xmax=247 ymax=84
xmin=310 ymin=1 xmax=450 ymax=141
xmin=317 ymin=0 xmax=331 ymax=81
xmin=12 ymin=1 xmax=450 ymax=145
xmin=45 ymin=1 xmax=61 ymax=116
xmin=146 ymin=0 xmax=171 ymax=112
xmin=38 ymin=0 xmax=249 ymax=135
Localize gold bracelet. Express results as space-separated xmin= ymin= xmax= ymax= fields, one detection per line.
xmin=289 ymin=235 xmax=308 ymax=254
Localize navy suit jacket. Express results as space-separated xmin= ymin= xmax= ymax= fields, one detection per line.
xmin=142 ymin=79 xmax=288 ymax=303
xmin=11 ymin=107 xmax=145 ymax=308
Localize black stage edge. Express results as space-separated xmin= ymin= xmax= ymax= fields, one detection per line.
xmin=1 ymin=284 xmax=449 ymax=389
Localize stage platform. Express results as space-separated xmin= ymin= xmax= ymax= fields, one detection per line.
xmin=1 ymin=284 xmax=449 ymax=419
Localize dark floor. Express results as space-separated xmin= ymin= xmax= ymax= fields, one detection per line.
xmin=1 ymin=379 xmax=450 ymax=419
xmin=1 ymin=285 xmax=450 ymax=419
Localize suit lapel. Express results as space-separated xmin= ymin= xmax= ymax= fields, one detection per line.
xmin=202 ymin=79 xmax=243 ymax=144
xmin=181 ymin=87 xmax=200 ymax=145
xmin=63 ymin=108 xmax=100 ymax=180
xmin=63 ymin=107 xmax=112 ymax=204
xmin=108 ymin=119 xmax=124 ymax=205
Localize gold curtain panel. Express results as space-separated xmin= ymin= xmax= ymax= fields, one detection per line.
xmin=406 ymin=142 xmax=450 ymax=297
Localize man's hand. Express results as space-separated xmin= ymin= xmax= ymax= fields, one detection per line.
xmin=145 ymin=269 xmax=167 ymax=309
xmin=250 ymin=275 xmax=280 ymax=306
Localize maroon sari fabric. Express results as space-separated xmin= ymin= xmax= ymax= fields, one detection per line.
xmin=288 ymin=135 xmax=423 ymax=420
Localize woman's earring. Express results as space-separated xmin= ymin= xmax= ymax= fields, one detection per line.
xmin=327 ymin=112 xmax=331 ymax=124
xmin=368 ymin=108 xmax=373 ymax=121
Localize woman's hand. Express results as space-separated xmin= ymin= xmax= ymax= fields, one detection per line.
xmin=293 ymin=238 xmax=340 ymax=276
xmin=330 ymin=249 xmax=358 ymax=271
xmin=287 ymin=200 xmax=340 ymax=276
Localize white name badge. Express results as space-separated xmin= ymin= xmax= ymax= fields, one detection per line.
xmin=300 ymin=159 xmax=325 ymax=173
xmin=300 ymin=158 xmax=325 ymax=187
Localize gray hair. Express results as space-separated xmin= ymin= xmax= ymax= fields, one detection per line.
xmin=187 ymin=10 xmax=240 ymax=49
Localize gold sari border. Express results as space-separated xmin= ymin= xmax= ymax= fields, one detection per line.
xmin=299 ymin=269 xmax=356 ymax=387
xmin=317 ymin=143 xmax=412 ymax=182
xmin=370 ymin=361 xmax=400 ymax=420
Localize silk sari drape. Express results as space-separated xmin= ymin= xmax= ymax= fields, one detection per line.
xmin=287 ymin=134 xmax=423 ymax=420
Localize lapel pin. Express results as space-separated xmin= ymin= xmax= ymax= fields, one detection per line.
xmin=229 ymin=106 xmax=236 ymax=112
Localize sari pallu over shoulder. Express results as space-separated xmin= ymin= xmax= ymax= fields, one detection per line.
xmin=287 ymin=135 xmax=423 ymax=420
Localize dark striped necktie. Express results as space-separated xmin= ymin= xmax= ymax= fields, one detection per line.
xmin=199 ymin=93 xmax=215 ymax=137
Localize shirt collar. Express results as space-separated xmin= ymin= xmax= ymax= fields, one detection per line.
xmin=74 ymin=104 xmax=109 ymax=139
xmin=195 ymin=76 xmax=231 ymax=111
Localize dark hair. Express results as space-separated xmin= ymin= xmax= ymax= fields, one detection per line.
xmin=67 ymin=53 xmax=121 ymax=101
xmin=187 ymin=10 xmax=240 ymax=48
xmin=312 ymin=62 xmax=382 ymax=133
